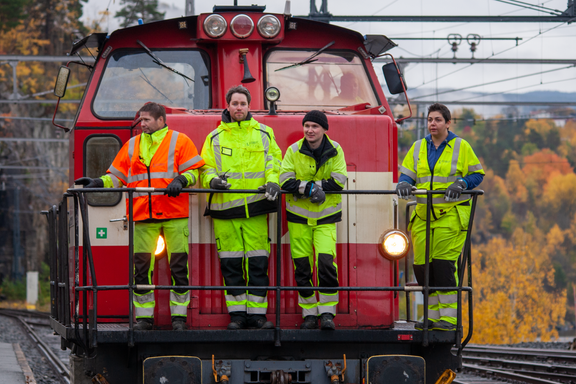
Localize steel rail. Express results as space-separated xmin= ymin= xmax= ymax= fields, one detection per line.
xmin=0 ymin=309 xmax=70 ymax=384
xmin=464 ymin=344 xmax=576 ymax=363
xmin=462 ymin=363 xmax=562 ymax=384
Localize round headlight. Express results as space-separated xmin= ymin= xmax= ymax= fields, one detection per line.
xmin=257 ymin=15 xmax=281 ymax=38
xmin=378 ymin=230 xmax=410 ymax=261
xmin=230 ymin=14 xmax=254 ymax=39
xmin=204 ymin=14 xmax=227 ymax=38
xmin=265 ymin=87 xmax=280 ymax=102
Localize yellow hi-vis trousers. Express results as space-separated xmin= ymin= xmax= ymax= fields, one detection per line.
xmin=409 ymin=205 xmax=469 ymax=325
xmin=288 ymin=222 xmax=339 ymax=318
xmin=133 ymin=218 xmax=190 ymax=320
xmin=213 ymin=215 xmax=270 ymax=315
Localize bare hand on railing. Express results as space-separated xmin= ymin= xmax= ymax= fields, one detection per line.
xmin=75 ymin=177 xmax=104 ymax=188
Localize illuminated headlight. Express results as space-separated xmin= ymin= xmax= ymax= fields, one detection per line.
xmin=257 ymin=15 xmax=281 ymax=38
xmin=378 ymin=230 xmax=410 ymax=261
xmin=155 ymin=236 xmax=165 ymax=256
xmin=204 ymin=14 xmax=227 ymax=38
xmin=265 ymin=87 xmax=280 ymax=102
xmin=230 ymin=14 xmax=254 ymax=39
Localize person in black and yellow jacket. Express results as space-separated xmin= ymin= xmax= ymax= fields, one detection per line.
xmin=280 ymin=110 xmax=347 ymax=330
xmin=200 ymin=85 xmax=282 ymax=330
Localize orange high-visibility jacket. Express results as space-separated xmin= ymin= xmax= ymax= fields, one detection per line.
xmin=107 ymin=129 xmax=204 ymax=221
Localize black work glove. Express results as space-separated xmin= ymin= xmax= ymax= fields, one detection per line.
xmin=444 ymin=179 xmax=467 ymax=202
xmin=75 ymin=177 xmax=104 ymax=188
xmin=395 ymin=181 xmax=413 ymax=200
xmin=210 ymin=176 xmax=231 ymax=190
xmin=165 ymin=175 xmax=188 ymax=197
xmin=262 ymin=182 xmax=281 ymax=201
xmin=309 ymin=183 xmax=326 ymax=204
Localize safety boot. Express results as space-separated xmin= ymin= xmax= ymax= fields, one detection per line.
xmin=430 ymin=320 xmax=456 ymax=331
xmin=133 ymin=319 xmax=153 ymax=331
xmin=251 ymin=316 xmax=274 ymax=329
xmin=172 ymin=318 xmax=187 ymax=331
xmin=320 ymin=313 xmax=335 ymax=330
xmin=300 ymin=315 xmax=319 ymax=329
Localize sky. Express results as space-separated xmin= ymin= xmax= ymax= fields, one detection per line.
xmin=80 ymin=1 xmax=576 ymax=115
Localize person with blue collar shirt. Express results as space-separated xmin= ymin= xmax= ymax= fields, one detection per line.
xmin=396 ymin=103 xmax=484 ymax=331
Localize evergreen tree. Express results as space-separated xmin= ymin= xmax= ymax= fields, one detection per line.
xmin=0 ymin=0 xmax=29 ymax=33
xmin=115 ymin=0 xmax=165 ymax=28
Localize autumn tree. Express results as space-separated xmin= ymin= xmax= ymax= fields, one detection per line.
xmin=115 ymin=0 xmax=165 ymax=28
xmin=465 ymin=229 xmax=566 ymax=344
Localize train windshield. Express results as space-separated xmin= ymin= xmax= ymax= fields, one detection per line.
xmin=266 ymin=50 xmax=379 ymax=110
xmin=93 ymin=49 xmax=210 ymax=118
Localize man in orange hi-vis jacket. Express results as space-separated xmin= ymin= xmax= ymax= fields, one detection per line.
xmin=75 ymin=102 xmax=205 ymax=331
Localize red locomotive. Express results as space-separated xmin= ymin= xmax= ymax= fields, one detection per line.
xmin=47 ymin=4 xmax=478 ymax=384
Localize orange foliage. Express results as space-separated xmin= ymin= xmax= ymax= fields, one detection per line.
xmin=464 ymin=229 xmax=566 ymax=344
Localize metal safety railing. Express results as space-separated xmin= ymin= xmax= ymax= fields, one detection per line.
xmin=46 ymin=187 xmax=482 ymax=355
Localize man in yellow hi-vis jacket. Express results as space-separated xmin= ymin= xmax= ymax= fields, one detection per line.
xmin=200 ymin=85 xmax=282 ymax=330
xmin=396 ymin=103 xmax=484 ymax=331
xmin=280 ymin=110 xmax=347 ymax=330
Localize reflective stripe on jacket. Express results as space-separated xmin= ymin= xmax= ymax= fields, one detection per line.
xmin=200 ymin=113 xmax=282 ymax=219
xmin=107 ymin=128 xmax=204 ymax=221
xmin=280 ymin=135 xmax=347 ymax=224
xmin=401 ymin=136 xmax=484 ymax=220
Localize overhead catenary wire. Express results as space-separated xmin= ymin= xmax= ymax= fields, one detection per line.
xmin=411 ymin=64 xmax=576 ymax=100
xmin=408 ymin=18 xmax=576 ymax=91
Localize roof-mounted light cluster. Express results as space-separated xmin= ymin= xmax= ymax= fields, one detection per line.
xmin=203 ymin=14 xmax=281 ymax=39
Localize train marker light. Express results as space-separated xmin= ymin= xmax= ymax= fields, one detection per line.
xmin=265 ymin=87 xmax=280 ymax=103
xmin=378 ymin=229 xmax=410 ymax=261
xmin=257 ymin=15 xmax=281 ymax=38
xmin=155 ymin=236 xmax=165 ymax=256
xmin=204 ymin=14 xmax=227 ymax=38
xmin=230 ymin=14 xmax=254 ymax=39
xmin=265 ymin=87 xmax=280 ymax=115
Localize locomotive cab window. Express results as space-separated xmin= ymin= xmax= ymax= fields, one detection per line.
xmin=84 ymin=135 xmax=122 ymax=206
xmin=93 ymin=49 xmax=210 ymax=118
xmin=265 ymin=50 xmax=379 ymax=110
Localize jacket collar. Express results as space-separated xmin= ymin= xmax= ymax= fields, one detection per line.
xmin=425 ymin=131 xmax=458 ymax=147
xmin=299 ymin=134 xmax=338 ymax=170
xmin=221 ymin=109 xmax=254 ymax=125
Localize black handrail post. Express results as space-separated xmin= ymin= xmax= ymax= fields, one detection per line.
xmin=274 ymin=191 xmax=282 ymax=347
xmin=423 ymin=190 xmax=432 ymax=347
xmin=79 ymin=194 xmax=90 ymax=351
xmin=48 ymin=205 xmax=58 ymax=320
xmin=128 ymin=190 xmax=135 ymax=348
xmin=405 ymin=201 xmax=416 ymax=322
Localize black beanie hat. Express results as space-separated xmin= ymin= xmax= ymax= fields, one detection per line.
xmin=302 ymin=110 xmax=329 ymax=130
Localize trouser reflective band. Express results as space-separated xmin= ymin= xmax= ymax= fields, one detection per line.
xmin=288 ymin=222 xmax=339 ymax=316
xmin=170 ymin=291 xmax=190 ymax=317
xmin=438 ymin=291 xmax=458 ymax=323
xmin=134 ymin=291 xmax=155 ymax=319
xmin=225 ymin=293 xmax=247 ymax=313
xmin=299 ymin=295 xmax=318 ymax=317
xmin=318 ymin=292 xmax=338 ymax=315
xmin=247 ymin=294 xmax=268 ymax=315
xmin=427 ymin=293 xmax=440 ymax=320
xmin=213 ymin=216 xmax=270 ymax=314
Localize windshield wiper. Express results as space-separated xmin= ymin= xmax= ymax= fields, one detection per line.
xmin=274 ymin=41 xmax=335 ymax=72
xmin=136 ymin=40 xmax=194 ymax=84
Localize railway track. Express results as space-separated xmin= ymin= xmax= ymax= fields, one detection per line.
xmin=457 ymin=344 xmax=576 ymax=384
xmin=0 ymin=308 xmax=70 ymax=384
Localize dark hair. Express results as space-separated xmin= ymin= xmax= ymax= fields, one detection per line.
xmin=226 ymin=85 xmax=251 ymax=105
xmin=139 ymin=102 xmax=166 ymax=122
xmin=427 ymin=103 xmax=451 ymax=123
